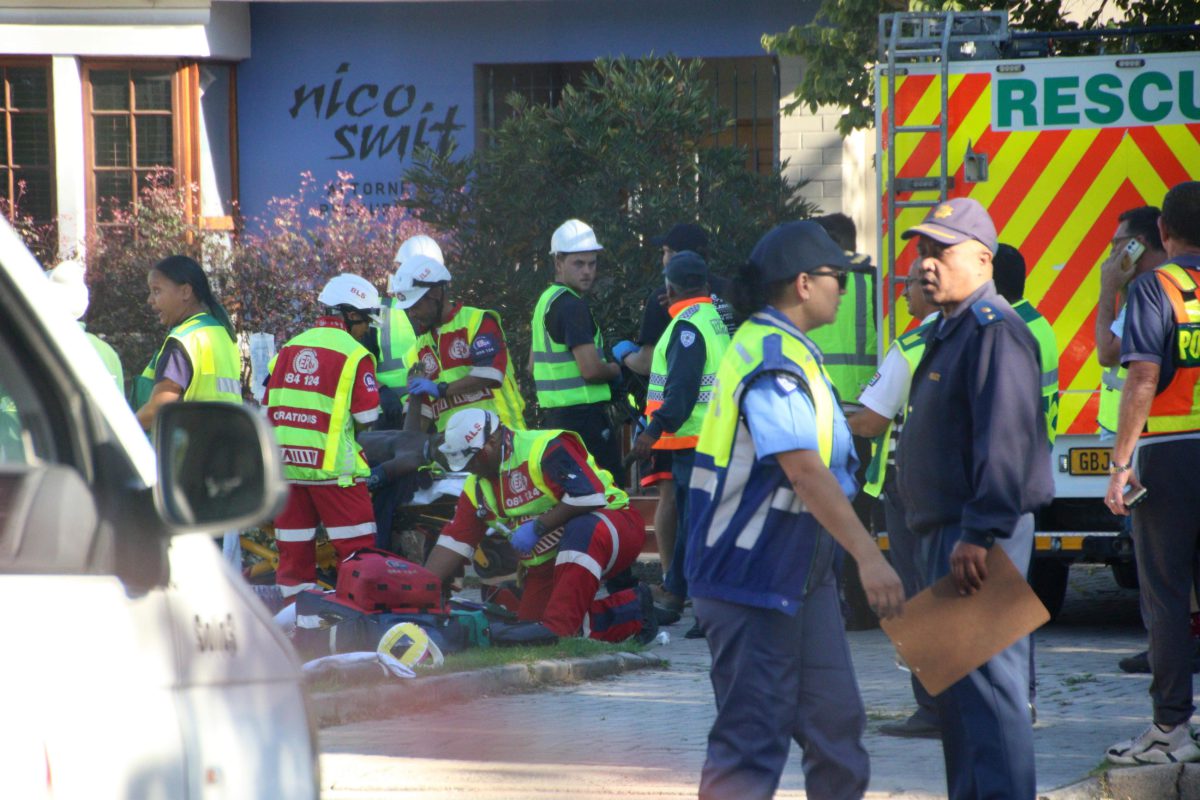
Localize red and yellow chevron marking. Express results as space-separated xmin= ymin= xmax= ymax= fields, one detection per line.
xmin=880 ymin=68 xmax=1200 ymax=435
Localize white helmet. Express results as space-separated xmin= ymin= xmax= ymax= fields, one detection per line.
xmin=394 ymin=235 xmax=444 ymax=268
xmin=318 ymin=273 xmax=380 ymax=311
xmin=439 ymin=409 xmax=500 ymax=472
xmin=47 ymin=259 xmax=90 ymax=320
xmin=390 ymin=253 xmax=452 ymax=309
xmin=550 ymin=219 xmax=603 ymax=255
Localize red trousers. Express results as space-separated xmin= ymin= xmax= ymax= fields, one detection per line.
xmin=274 ymin=482 xmax=376 ymax=597
xmin=517 ymin=507 xmax=646 ymax=642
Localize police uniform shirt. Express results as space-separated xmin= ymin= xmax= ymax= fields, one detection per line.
xmin=1121 ymin=254 xmax=1200 ymax=405
xmin=644 ymin=318 xmax=707 ymax=439
xmin=741 ymin=309 xmax=859 ymax=497
xmin=897 ymin=281 xmax=1053 ymax=546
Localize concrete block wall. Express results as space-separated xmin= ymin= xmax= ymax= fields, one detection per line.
xmin=777 ymin=55 xmax=878 ymax=262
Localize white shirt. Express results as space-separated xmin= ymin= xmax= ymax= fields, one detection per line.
xmin=856 ymin=312 xmax=938 ymax=420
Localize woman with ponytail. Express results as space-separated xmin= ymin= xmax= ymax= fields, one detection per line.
xmin=685 ymin=221 xmax=905 ymax=800
xmin=134 ymin=254 xmax=242 ymax=431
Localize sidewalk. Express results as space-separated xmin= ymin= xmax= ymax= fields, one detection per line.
xmin=317 ymin=565 xmax=1191 ymax=797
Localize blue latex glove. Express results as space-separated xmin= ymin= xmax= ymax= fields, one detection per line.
xmin=407 ymin=377 xmax=440 ymax=398
xmin=511 ymin=519 xmax=542 ymax=556
xmin=612 ymin=339 xmax=640 ymax=364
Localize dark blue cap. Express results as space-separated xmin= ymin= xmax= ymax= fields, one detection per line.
xmin=748 ymin=221 xmax=850 ymax=282
xmin=651 ymin=223 xmax=708 ymax=253
xmin=664 ymin=250 xmax=708 ymax=287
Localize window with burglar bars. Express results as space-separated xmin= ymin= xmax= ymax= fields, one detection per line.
xmin=0 ymin=61 xmax=55 ymax=228
xmin=84 ymin=64 xmax=181 ymax=227
xmin=474 ymin=57 xmax=779 ymax=174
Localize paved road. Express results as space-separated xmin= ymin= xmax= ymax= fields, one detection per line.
xmin=321 ymin=565 xmax=1152 ymax=798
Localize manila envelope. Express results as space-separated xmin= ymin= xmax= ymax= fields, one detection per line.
xmin=879 ymin=547 xmax=1050 ymax=697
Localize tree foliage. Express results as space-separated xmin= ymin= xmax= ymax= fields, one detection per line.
xmin=76 ymin=172 xmax=444 ymax=393
xmin=403 ymin=55 xmax=817 ymax=399
xmin=764 ymin=0 xmax=1200 ymax=136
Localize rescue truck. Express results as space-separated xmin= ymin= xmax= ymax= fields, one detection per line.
xmin=873 ymin=10 xmax=1199 ymax=617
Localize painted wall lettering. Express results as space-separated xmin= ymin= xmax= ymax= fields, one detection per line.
xmin=289 ymin=62 xmax=464 ymax=162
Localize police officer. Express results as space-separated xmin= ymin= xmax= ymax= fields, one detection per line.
xmin=1104 ymin=181 xmax=1200 ymax=766
xmin=391 ymin=252 xmax=525 ymax=432
xmin=263 ymin=274 xmax=383 ymax=598
xmin=629 ymin=250 xmax=730 ymax=631
xmin=898 ymin=198 xmax=1053 ymax=800
xmin=612 ymin=223 xmax=736 ymax=612
xmin=423 ymin=409 xmax=651 ymax=645
xmin=530 ymin=219 xmax=623 ymax=482
xmin=376 ymin=235 xmax=444 ymax=424
xmin=686 ymin=221 xmax=904 ymax=800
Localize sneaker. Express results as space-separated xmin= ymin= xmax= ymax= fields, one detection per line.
xmin=1106 ymin=723 xmax=1200 ymax=765
xmin=684 ymin=619 xmax=706 ymax=639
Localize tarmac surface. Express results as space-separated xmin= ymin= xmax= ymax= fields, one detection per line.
xmin=318 ymin=564 xmax=1192 ymax=798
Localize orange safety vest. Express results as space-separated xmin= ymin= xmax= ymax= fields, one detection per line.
xmin=1144 ymin=263 xmax=1200 ymax=437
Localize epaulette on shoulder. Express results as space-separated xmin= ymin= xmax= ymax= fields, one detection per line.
xmin=970 ymin=299 xmax=1003 ymax=327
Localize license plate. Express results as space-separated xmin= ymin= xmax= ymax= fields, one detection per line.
xmin=1068 ymin=447 xmax=1111 ymax=476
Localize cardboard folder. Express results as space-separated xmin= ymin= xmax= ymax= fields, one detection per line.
xmin=879 ymin=547 xmax=1050 ymax=697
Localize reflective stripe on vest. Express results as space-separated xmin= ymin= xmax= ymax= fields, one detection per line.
xmin=377 ymin=298 xmax=417 ymax=390
xmin=405 ymin=305 xmax=527 ymax=431
xmin=1145 ymin=263 xmax=1200 ymax=437
xmin=463 ymin=428 xmax=627 ymax=568
xmin=134 ymin=313 xmax=241 ymax=408
xmin=1097 ymin=364 xmax=1126 ymax=433
xmin=688 ymin=312 xmax=836 ymax=605
xmin=530 ymin=284 xmax=611 ymax=407
xmin=266 ymin=326 xmax=374 ymax=485
xmin=1013 ymin=299 xmax=1060 ymax=445
xmin=646 ymin=297 xmax=731 ymax=450
xmin=862 ymin=322 xmax=930 ymax=498
xmin=806 ymin=255 xmax=877 ymax=400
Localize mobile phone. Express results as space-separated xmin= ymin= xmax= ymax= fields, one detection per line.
xmin=1123 ymin=485 xmax=1149 ymax=508
xmin=1124 ymin=238 xmax=1146 ymax=265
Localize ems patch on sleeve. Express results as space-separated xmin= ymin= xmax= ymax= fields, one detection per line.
xmin=680 ymin=330 xmax=696 ymax=348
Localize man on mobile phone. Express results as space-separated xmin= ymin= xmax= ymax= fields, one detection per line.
xmin=1104 ymin=182 xmax=1200 ymax=766
xmin=1095 ymin=207 xmax=1167 ymax=439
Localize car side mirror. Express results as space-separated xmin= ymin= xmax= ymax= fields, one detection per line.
xmin=153 ymin=402 xmax=287 ymax=533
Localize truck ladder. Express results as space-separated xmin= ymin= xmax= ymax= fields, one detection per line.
xmin=877 ymin=10 xmax=1008 ymax=342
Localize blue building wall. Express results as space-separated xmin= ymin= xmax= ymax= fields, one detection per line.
xmin=237 ymin=0 xmax=811 ymax=217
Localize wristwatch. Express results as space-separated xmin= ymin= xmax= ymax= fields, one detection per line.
xmin=1109 ymin=461 xmax=1132 ymax=474
xmin=437 ymin=381 xmax=449 ymax=398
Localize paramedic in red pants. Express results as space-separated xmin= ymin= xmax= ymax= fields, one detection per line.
xmin=425 ymin=409 xmax=651 ymax=644
xmin=264 ymin=274 xmax=383 ymax=598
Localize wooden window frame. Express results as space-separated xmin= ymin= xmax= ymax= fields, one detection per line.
xmin=82 ymin=59 xmax=201 ymax=234
xmin=474 ymin=56 xmax=780 ymax=175
xmin=0 ymin=57 xmax=56 ymax=226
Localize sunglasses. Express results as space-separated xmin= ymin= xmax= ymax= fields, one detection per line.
xmin=809 ymin=269 xmax=848 ymax=290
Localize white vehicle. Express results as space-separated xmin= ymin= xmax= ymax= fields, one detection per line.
xmin=0 ymin=218 xmax=318 ymax=798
